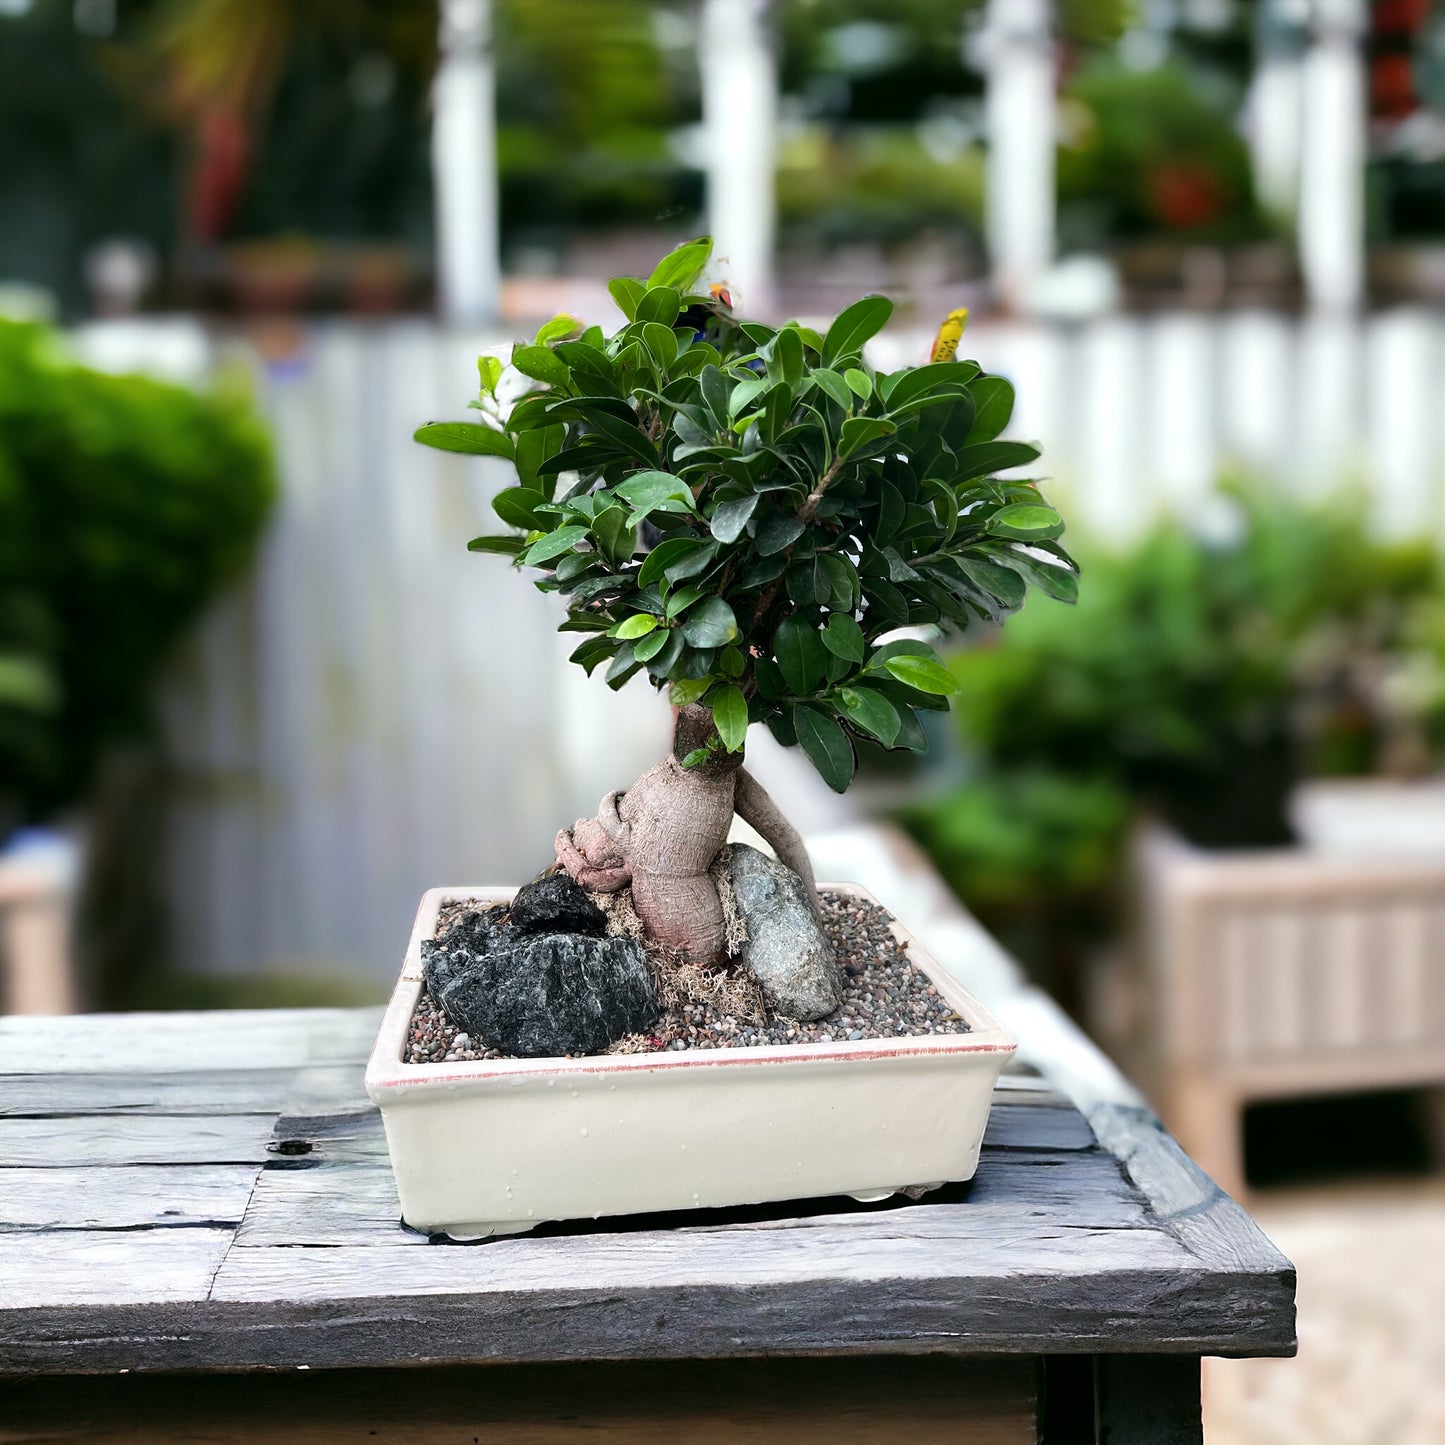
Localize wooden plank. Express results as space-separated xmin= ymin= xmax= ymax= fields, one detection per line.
xmin=0 ymin=1230 xmax=232 ymax=1309
xmin=233 ymin=1163 xmax=416 ymax=1248
xmin=2 ymin=1258 xmax=1283 ymax=1372
xmin=1 ymin=1115 xmax=277 ymax=1168
xmin=982 ymin=1100 xmax=1096 ymax=1152
xmin=0 ymin=1068 xmax=316 ymax=1118
xmin=0 ymin=1356 xmax=1039 ymax=1443
xmin=231 ymin=1151 xmax=1145 ymax=1251
xmin=0 ymin=1009 xmax=381 ymax=1075
xmin=1005 ymin=989 xmax=1297 ymax=1349
xmin=0 ymin=1165 xmax=259 ymax=1231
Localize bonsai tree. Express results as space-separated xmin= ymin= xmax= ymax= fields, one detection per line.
xmin=416 ymin=238 xmax=1075 ymax=963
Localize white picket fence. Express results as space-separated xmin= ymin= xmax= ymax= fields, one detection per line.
xmin=75 ymin=309 xmax=1445 ymax=982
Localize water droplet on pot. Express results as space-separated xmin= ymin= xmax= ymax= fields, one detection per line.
xmin=579 ymin=1126 xmax=589 ymax=1137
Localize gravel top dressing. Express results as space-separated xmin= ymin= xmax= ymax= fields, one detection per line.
xmin=405 ymin=889 xmax=968 ymax=1065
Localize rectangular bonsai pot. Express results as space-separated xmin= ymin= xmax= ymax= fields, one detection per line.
xmin=365 ymin=883 xmax=1017 ymax=1238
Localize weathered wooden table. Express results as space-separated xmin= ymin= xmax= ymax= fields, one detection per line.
xmin=0 ymin=969 xmax=1295 ymax=1443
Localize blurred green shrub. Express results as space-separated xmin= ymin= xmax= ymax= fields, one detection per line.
xmin=901 ymin=482 xmax=1445 ymax=983
xmin=1058 ymin=61 xmax=1269 ymax=247
xmin=0 ymin=321 xmax=276 ymax=828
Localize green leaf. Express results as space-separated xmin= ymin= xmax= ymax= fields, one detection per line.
xmin=755 ymin=511 xmax=804 ymax=556
xmin=492 ymin=487 xmax=546 ymax=529
xmin=611 ymin=614 xmax=658 ymax=640
xmin=413 ymin=422 xmax=515 ymax=460
xmin=669 ymin=677 xmax=712 ymax=705
xmin=648 ymin=236 xmax=712 ymax=293
xmin=466 ymin=535 xmax=524 ymax=555
xmin=838 ymin=687 xmax=901 ymax=745
xmin=665 ymin=539 xmax=721 ymax=582
xmin=681 ymin=596 xmax=738 ymax=647
xmin=772 ymin=326 xmax=805 ymax=387
xmin=710 ymin=493 xmax=758 ymax=544
xmin=608 ymin=276 xmax=645 ymax=321
xmin=633 ymin=627 xmax=672 ymax=661
xmin=811 ymin=369 xmax=854 ymax=411
xmin=773 ymin=615 xmax=827 ymax=694
xmin=710 ymin=683 xmax=748 ymax=753
xmin=699 ymin=366 xmax=731 ymax=428
xmin=882 ymin=655 xmax=959 ymax=696
xmin=665 ymin=584 xmax=705 ymax=618
xmin=635 ymin=286 xmax=682 ymax=326
xmin=818 ymin=553 xmax=858 ymax=610
xmin=615 ymin=470 xmax=696 ymax=517
xmin=522 ymin=525 xmax=590 ymax=565
xmin=838 ymin=415 xmax=896 ymax=459
xmin=535 ymin=313 xmax=582 ymax=346
xmin=514 ymin=424 xmax=565 ymax=496
xmin=605 ymin=643 xmax=643 ymax=690
xmin=952 ymin=439 xmax=1041 ymax=481
xmin=883 ymin=362 xmax=974 ymax=413
xmin=822 ymin=295 xmax=894 ymax=365
xmin=591 ymin=504 xmax=635 ymax=566
xmin=793 ymin=704 xmax=856 ymax=792
xmin=988 ymin=503 xmax=1064 ymax=540
xmin=638 ymin=536 xmax=706 ymax=587
xmin=640 ymin=321 xmax=680 ymax=371
xmin=954 ymin=555 xmax=1027 ymax=609
xmin=511 ymin=345 xmax=571 ymax=386
xmin=581 ymin=409 xmax=659 ymax=466
xmin=968 ymin=376 xmax=1015 ymax=442
xmin=728 ymin=375 xmax=768 ymax=419
xmin=821 ymin=612 xmax=865 ymax=663
xmin=844 ymin=367 xmax=872 ymax=399
xmin=477 ymin=355 xmax=504 ymax=396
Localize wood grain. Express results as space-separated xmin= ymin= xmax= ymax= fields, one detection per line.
xmin=0 ymin=1356 xmax=1038 ymax=1444
xmin=0 ymin=990 xmax=1296 ymax=1374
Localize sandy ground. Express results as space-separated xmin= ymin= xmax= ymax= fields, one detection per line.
xmin=1203 ymin=1178 xmax=1445 ymax=1445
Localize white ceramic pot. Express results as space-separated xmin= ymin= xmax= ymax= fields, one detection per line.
xmin=365 ymin=883 xmax=1016 ymax=1238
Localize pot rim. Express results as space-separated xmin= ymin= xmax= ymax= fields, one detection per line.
xmin=366 ymin=882 xmax=1017 ymax=1096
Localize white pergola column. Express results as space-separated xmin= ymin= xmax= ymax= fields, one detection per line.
xmin=700 ymin=0 xmax=777 ymax=316
xmin=432 ymin=0 xmax=501 ymax=326
xmin=1247 ymin=0 xmax=1309 ymax=221
xmin=1298 ymin=0 xmax=1367 ymax=313
xmin=981 ymin=0 xmax=1056 ymax=312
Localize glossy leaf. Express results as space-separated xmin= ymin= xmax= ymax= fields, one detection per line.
xmin=821 ymin=612 xmax=865 ymax=662
xmin=793 ymin=705 xmax=856 ymax=792
xmin=822 ymin=295 xmax=893 ymax=365
xmin=491 ymin=487 xmax=546 ymax=530
xmin=710 ymin=683 xmax=748 ymax=753
xmin=608 ymin=277 xmax=644 ymax=321
xmin=838 ymin=686 xmax=901 ymax=745
xmin=522 ymin=525 xmax=589 ymax=565
xmin=773 ymin=615 xmax=827 ymax=694
xmin=414 ymin=422 xmax=515 ymax=459
xmin=648 ymin=236 xmax=712 ymax=293
xmin=882 ymin=654 xmax=959 ymax=695
xmin=710 ymin=493 xmax=758 ymax=544
xmin=681 ymin=596 xmax=738 ymax=647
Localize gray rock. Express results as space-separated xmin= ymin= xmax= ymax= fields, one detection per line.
xmin=727 ymin=843 xmax=843 ymax=1022
xmin=508 ymin=872 xmax=607 ymax=936
xmin=422 ymin=925 xmax=657 ymax=1058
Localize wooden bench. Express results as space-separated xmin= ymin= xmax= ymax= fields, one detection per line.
xmin=0 ymin=889 xmax=1295 ymax=1443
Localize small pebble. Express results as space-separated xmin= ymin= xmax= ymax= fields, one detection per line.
xmin=404 ymin=890 xmax=968 ymax=1063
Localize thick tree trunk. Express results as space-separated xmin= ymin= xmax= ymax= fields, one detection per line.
xmin=555 ymin=704 xmax=817 ymax=964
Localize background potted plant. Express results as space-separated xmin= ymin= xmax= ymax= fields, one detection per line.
xmin=366 ymin=238 xmax=1077 ymax=1238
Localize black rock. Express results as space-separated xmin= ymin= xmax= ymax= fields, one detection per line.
xmin=423 ymin=926 xmax=657 ymax=1058
xmin=508 ymin=872 xmax=607 ymax=936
